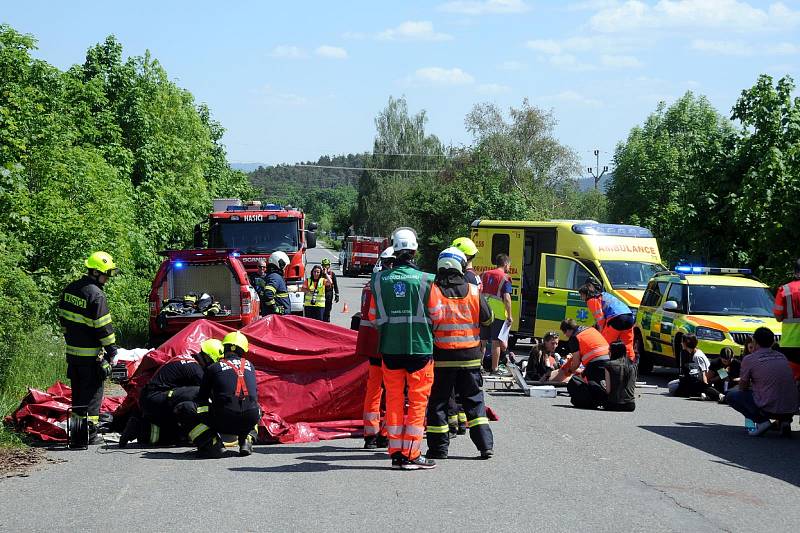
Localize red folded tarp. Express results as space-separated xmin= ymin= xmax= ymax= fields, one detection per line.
xmin=8 ymin=315 xmax=368 ymax=444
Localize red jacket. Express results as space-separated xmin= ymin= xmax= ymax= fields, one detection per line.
xmin=355 ymin=282 xmax=380 ymax=359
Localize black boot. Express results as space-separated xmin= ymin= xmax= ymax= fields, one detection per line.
xmin=198 ymin=437 xmax=224 ymax=459
xmin=364 ymin=436 xmax=378 ymax=449
xmin=374 ymin=435 xmax=389 ymax=448
xmin=239 ymin=435 xmax=253 ymax=457
xmin=119 ymin=416 xmax=142 ymax=448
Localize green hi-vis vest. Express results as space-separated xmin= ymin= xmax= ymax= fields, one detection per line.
xmin=372 ymin=265 xmax=434 ymax=355
xmin=304 ymin=277 xmax=327 ymax=307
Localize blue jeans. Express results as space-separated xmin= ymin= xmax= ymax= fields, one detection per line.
xmin=726 ymin=389 xmax=769 ymax=423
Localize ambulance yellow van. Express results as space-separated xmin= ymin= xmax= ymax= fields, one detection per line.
xmin=470 ymin=220 xmax=664 ymax=346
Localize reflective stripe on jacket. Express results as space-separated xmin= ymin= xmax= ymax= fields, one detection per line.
xmin=58 ymin=276 xmax=115 ymax=358
xmin=304 ymin=277 xmax=327 ymax=307
xmin=429 ymin=283 xmax=481 ymax=350
xmin=576 ymin=327 xmax=610 ymax=365
xmin=775 ymin=280 xmax=800 ymax=347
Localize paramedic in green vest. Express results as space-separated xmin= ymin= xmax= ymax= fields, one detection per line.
xmin=302 ymin=264 xmax=328 ymax=321
xmin=366 ymin=227 xmax=437 ymax=470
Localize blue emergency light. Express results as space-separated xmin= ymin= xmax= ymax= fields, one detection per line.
xmin=675 ymin=265 xmax=752 ymax=275
xmin=174 ymin=261 xmax=185 ymax=269
xmin=232 ymin=252 xmax=241 ymax=257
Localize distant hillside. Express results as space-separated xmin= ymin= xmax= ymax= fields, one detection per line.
xmin=230 ymin=162 xmax=266 ymax=172
xmin=248 ymin=153 xmax=365 ymax=194
xmin=577 ymin=172 xmax=612 ymax=192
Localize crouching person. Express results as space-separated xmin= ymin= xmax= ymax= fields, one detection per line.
xmin=120 ymin=339 xmax=224 ymax=447
xmin=176 ymin=331 xmax=261 ymax=458
xmin=561 ymin=319 xmax=610 ymax=409
xmin=604 ymin=341 xmax=636 ymax=411
xmin=425 ymin=247 xmax=495 ymax=460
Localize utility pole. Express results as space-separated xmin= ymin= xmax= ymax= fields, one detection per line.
xmin=587 ymin=149 xmax=608 ymax=190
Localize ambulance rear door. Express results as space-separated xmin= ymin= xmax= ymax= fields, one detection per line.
xmin=520 ymin=228 xmax=557 ymax=336
xmin=534 ymin=254 xmax=594 ymax=338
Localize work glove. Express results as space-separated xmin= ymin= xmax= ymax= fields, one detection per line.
xmin=334 ymin=294 xmax=340 ymax=303
xmin=104 ymin=344 xmax=119 ymax=363
xmin=98 ymin=359 xmax=113 ymax=381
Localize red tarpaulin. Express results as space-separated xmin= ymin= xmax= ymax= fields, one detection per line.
xmin=7 ymin=316 xmax=368 ymax=444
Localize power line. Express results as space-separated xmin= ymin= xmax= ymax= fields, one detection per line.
xmin=292 ymin=164 xmax=441 ymax=173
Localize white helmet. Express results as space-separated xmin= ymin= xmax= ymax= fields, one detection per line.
xmin=379 ymin=246 xmax=395 ymax=260
xmin=437 ymin=247 xmax=467 ymax=274
xmin=391 ymin=227 xmax=418 ymax=252
xmin=269 ymin=251 xmax=290 ymax=270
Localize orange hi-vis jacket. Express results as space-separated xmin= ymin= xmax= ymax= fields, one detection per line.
xmin=429 ymin=283 xmax=482 ymax=350
xmin=774 ymin=279 xmax=800 ymax=348
xmin=576 ymin=326 xmax=610 ymax=366
xmin=355 ymin=282 xmax=380 ymax=361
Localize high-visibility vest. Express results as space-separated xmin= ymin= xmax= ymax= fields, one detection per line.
xmin=588 ymin=292 xmax=631 ymax=329
xmin=356 ymin=282 xmax=380 ymax=359
xmin=481 ymin=268 xmax=510 ymax=320
xmin=429 ymin=283 xmax=481 ymax=350
xmin=304 ymin=277 xmax=327 ymax=307
xmin=775 ymin=280 xmax=800 ymax=347
xmin=576 ymin=326 xmax=609 ymax=365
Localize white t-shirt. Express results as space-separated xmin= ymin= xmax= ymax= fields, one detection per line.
xmin=692 ymin=349 xmax=710 ymax=372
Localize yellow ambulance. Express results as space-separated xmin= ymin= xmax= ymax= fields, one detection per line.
xmin=469 ymin=220 xmax=664 ymax=346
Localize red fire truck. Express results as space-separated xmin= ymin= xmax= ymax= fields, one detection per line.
xmin=339 ymin=236 xmax=389 ymax=277
xmin=194 ymin=199 xmax=317 ymax=313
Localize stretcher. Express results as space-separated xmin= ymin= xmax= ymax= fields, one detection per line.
xmin=483 ymin=363 xmax=557 ymax=397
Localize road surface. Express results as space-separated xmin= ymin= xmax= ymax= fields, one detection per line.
xmin=2 ymin=243 xmax=799 ymax=532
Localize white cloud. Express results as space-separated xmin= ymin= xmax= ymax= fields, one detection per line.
xmin=315 ymin=45 xmax=348 ymax=59
xmin=498 ymin=60 xmax=526 ymax=71
xmin=478 ymin=83 xmax=512 ymax=94
xmin=439 ymin=0 xmax=530 ymax=15
xmin=548 ymin=90 xmax=603 ymax=107
xmin=527 ymin=39 xmax=563 ymax=54
xmin=378 ymin=21 xmax=453 ymax=41
xmin=600 ymin=54 xmax=643 ymax=67
xmin=412 ymin=67 xmax=475 ymax=85
xmin=589 ymin=0 xmax=800 ymax=33
xmin=270 ymin=45 xmax=306 ymax=59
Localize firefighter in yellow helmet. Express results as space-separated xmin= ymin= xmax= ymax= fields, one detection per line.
xmin=119 ymin=339 xmax=224 ymax=448
xmin=177 ymin=331 xmax=261 ymax=458
xmin=58 ymin=251 xmax=119 ymax=446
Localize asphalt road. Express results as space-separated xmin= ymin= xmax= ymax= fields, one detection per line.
xmin=3 ymin=244 xmax=800 ymax=532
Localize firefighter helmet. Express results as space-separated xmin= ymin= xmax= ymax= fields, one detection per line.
xmin=269 ymin=251 xmax=290 ymax=270
xmin=200 ymin=339 xmax=225 ymax=362
xmin=85 ymin=251 xmax=118 ymax=275
xmin=437 ymin=247 xmax=467 ymax=274
xmin=451 ymin=237 xmax=478 ymax=257
xmin=321 ymin=258 xmax=331 ymax=267
xmin=222 ymin=331 xmax=249 ymax=354
xmin=391 ymin=227 xmax=418 ymax=252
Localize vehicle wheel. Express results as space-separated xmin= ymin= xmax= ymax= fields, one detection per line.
xmin=635 ymin=332 xmax=654 ymax=374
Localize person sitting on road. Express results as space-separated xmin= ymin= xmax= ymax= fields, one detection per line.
xmin=524 ymin=331 xmax=564 ymax=382
xmin=604 ymin=341 xmax=637 ymax=411
xmin=667 ymin=334 xmax=721 ymax=401
xmin=726 ymin=327 xmax=798 ymax=437
xmin=561 ymin=319 xmax=610 ymax=409
xmin=709 ymin=347 xmax=741 ymax=401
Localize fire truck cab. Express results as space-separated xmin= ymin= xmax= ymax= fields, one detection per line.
xmin=195 ymin=199 xmax=317 ymax=314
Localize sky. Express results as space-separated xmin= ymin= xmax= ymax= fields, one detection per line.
xmin=4 ymin=0 xmax=800 ymax=171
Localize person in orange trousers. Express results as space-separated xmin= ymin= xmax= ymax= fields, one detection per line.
xmin=356 ymin=247 xmax=395 ymax=449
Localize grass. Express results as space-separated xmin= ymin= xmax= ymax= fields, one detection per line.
xmin=319 ymin=235 xmax=342 ymax=251
xmin=0 ymin=327 xmax=66 ymax=447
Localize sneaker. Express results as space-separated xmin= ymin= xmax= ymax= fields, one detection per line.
xmin=494 ymin=365 xmax=511 ymax=376
xmin=391 ymin=452 xmax=404 ymax=469
xmin=479 ymin=449 xmax=494 ymax=460
xmin=239 ymin=436 xmax=253 ymax=457
xmin=375 ymin=435 xmax=389 ymax=448
xmin=401 ymin=455 xmax=437 ymax=470
xmin=363 ymin=436 xmax=378 ymax=449
xmin=747 ymin=420 xmax=772 ymax=437
xmin=426 ymin=450 xmax=448 ymax=460
xmin=88 ymin=433 xmax=105 ymax=445
xmin=119 ymin=416 xmax=141 ymax=448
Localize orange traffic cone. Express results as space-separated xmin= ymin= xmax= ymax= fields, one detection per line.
xmin=341 ymin=302 xmax=349 ymax=313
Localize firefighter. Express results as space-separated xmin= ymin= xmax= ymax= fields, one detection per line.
xmin=367 ymin=227 xmax=437 ymax=470
xmin=425 ymin=247 xmax=495 ymax=460
xmin=451 ymin=237 xmax=481 ymax=288
xmin=774 ymin=258 xmax=800 ymax=374
xmin=303 ymin=264 xmax=328 ymax=321
xmin=119 ymin=339 xmax=224 ymax=448
xmin=261 ymin=251 xmax=291 ymax=316
xmin=321 ymin=257 xmax=340 ymax=323
xmin=358 ymin=246 xmax=395 ymax=449
xmin=579 ymin=279 xmax=635 ymax=361
xmin=176 ymin=331 xmax=261 ymax=458
xmin=58 ymin=251 xmax=120 ymax=445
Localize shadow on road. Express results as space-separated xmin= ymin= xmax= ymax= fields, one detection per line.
xmin=229 ymin=462 xmax=388 ymax=473
xmin=640 ymin=421 xmax=800 ymax=488
xmin=253 ymin=445 xmax=360 ymax=455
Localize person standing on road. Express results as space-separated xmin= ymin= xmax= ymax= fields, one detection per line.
xmin=580 ymin=279 xmax=635 ymax=361
xmin=357 ymin=246 xmax=395 ymax=450
xmin=480 ymin=254 xmax=513 ymax=375
xmin=119 ymin=339 xmax=224 ymax=448
xmin=367 ymin=227 xmax=437 ymax=470
xmin=256 ymin=253 xmax=292 ymax=316
xmin=452 ymin=237 xmax=482 ymax=288
xmin=177 ymin=331 xmax=261 ymax=458
xmin=560 ymin=318 xmax=611 ymax=409
xmin=773 ymin=258 xmax=800 ymax=379
xmin=425 ymin=247 xmax=495 ymax=460
xmin=58 ymin=251 xmax=120 ymax=445
xmin=322 ymin=258 xmax=340 ymax=322
xmin=302 ymin=264 xmax=328 ymax=321
xmin=726 ymin=327 xmax=798 ymax=437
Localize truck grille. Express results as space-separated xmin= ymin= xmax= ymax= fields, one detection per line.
xmin=730 ymin=332 xmax=781 ymax=345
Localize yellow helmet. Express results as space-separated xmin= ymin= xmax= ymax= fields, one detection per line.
xmin=451 ymin=237 xmax=478 ymax=257
xmin=85 ymin=251 xmax=118 ymax=275
xmin=222 ymin=331 xmax=249 ymax=354
xmin=200 ymin=339 xmax=225 ymax=362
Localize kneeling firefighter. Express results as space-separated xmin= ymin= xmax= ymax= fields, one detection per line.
xmin=176 ymin=331 xmax=261 ymax=458
xmin=261 ymin=251 xmax=292 ymax=316
xmin=425 ymin=247 xmax=495 ymax=460
xmin=119 ymin=339 xmax=224 ymax=448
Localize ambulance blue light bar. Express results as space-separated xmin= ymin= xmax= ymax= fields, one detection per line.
xmin=674 ymin=266 xmax=752 ymax=275
xmin=572 ymin=223 xmax=653 ymax=238
xmin=174 ymin=261 xmax=185 ymax=269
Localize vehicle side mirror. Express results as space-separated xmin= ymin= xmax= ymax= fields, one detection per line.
xmin=193 ymin=224 xmax=203 ymax=248
xmin=305 ymin=230 xmax=317 ymax=249
xmin=663 ymin=300 xmax=678 ymax=312
xmin=308 ymin=222 xmax=318 ymax=231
